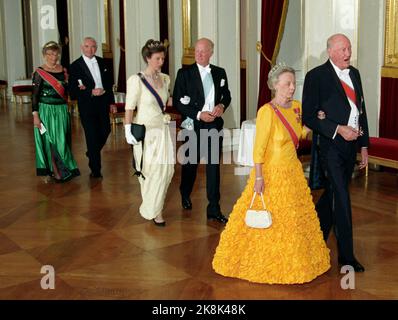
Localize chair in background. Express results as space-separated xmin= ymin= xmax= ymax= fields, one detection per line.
xmin=12 ymin=80 xmax=33 ymax=104
xmin=110 ymin=91 xmax=126 ymax=131
xmin=0 ymin=80 xmax=7 ymax=103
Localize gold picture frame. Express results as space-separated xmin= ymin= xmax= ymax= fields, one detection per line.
xmin=182 ymin=0 xmax=197 ymax=65
xmin=382 ymin=0 xmax=398 ymax=78
xmin=102 ymin=0 xmax=113 ymax=59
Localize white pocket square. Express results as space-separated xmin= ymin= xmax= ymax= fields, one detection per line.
xmin=220 ymin=79 xmax=225 ymax=87
xmin=180 ymin=96 xmax=191 ymax=105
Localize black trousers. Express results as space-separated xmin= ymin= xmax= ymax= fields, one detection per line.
xmin=316 ymin=143 xmax=357 ymax=262
xmin=79 ymin=98 xmax=110 ymax=175
xmin=180 ymin=125 xmax=223 ymax=215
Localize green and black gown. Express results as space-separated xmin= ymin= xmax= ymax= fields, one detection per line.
xmin=32 ymin=68 xmax=80 ymax=181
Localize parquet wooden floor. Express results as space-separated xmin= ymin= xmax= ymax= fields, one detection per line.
xmin=0 ymin=99 xmax=397 ymax=300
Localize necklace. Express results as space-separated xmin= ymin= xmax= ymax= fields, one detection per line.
xmin=45 ymin=63 xmax=57 ymax=71
xmin=144 ymin=71 xmax=159 ymax=81
xmin=143 ymin=70 xmax=162 ymax=90
xmin=272 ymin=98 xmax=291 ymax=109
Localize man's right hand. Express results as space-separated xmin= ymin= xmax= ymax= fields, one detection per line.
xmin=199 ymin=111 xmax=215 ymax=123
xmin=337 ymin=125 xmax=360 ymax=141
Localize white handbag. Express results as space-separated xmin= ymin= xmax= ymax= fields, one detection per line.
xmin=245 ymin=192 xmax=272 ymax=229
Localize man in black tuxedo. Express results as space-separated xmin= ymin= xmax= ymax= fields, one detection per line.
xmin=302 ymin=34 xmax=369 ymax=272
xmin=69 ymin=37 xmax=116 ymax=178
xmin=173 ymin=38 xmax=231 ymax=224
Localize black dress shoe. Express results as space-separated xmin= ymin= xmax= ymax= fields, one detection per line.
xmin=338 ymin=258 xmax=365 ymax=272
xmin=90 ymin=172 xmax=103 ymax=178
xmin=207 ymin=213 xmax=228 ymax=224
xmin=181 ymin=197 xmax=192 ymax=210
xmin=152 ymin=219 xmax=166 ymax=227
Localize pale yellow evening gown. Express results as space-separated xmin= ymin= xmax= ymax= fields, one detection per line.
xmin=125 ymin=73 xmax=174 ymax=220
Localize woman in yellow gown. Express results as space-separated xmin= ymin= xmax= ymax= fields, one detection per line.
xmin=212 ymin=65 xmax=330 ymax=284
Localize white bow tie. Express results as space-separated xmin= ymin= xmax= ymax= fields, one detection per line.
xmin=339 ymin=69 xmax=350 ymax=77
xmin=199 ymin=65 xmax=211 ymax=74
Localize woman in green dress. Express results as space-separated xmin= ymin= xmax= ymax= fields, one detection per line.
xmin=32 ymin=41 xmax=80 ymax=182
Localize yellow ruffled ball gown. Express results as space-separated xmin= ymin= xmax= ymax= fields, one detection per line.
xmin=212 ymin=101 xmax=330 ymax=284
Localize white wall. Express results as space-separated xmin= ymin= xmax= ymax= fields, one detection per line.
xmin=217 ymin=0 xmax=240 ymax=128
xmin=169 ymin=0 xmax=183 ymax=93
xmin=245 ymin=0 xmax=261 ymax=120
xmin=68 ymin=0 xmax=103 ymax=62
xmin=0 ymin=0 xmax=26 ymax=95
xmin=358 ymin=0 xmax=385 ymax=137
xmin=278 ymin=0 xmax=304 ymax=101
xmin=124 ymin=0 xmax=159 ymax=79
xmin=303 ymin=0 xmax=358 ymax=72
xmin=30 ymin=0 xmax=59 ymax=71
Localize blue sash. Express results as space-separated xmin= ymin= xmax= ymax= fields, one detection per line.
xmin=138 ymin=72 xmax=165 ymax=113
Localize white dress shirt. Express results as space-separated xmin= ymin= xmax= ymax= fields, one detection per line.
xmin=83 ymin=55 xmax=103 ymax=89
xmin=330 ymin=60 xmax=360 ymax=138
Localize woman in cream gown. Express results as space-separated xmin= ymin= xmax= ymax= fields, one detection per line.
xmin=212 ymin=65 xmax=330 ymax=284
xmin=124 ymin=40 xmax=174 ymax=226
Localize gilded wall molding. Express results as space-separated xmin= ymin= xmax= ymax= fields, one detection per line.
xmin=383 ymin=0 xmax=398 ymax=77
xmin=182 ymin=0 xmax=195 ymax=65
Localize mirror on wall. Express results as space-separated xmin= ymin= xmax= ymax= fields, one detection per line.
xmin=182 ymin=0 xmax=198 ymax=65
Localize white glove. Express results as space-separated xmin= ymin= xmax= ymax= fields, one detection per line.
xmin=124 ymin=124 xmax=138 ymax=145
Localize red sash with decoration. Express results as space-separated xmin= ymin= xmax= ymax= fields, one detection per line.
xmin=269 ymin=102 xmax=299 ymax=149
xmin=340 ymin=80 xmax=357 ymax=105
xmin=35 ymin=68 xmax=67 ymax=102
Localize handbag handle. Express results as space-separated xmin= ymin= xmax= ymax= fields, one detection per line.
xmin=249 ymin=192 xmax=266 ymax=210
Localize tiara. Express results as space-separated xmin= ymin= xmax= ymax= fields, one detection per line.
xmin=45 ymin=41 xmax=59 ymax=47
xmin=148 ymin=41 xmax=163 ymax=49
xmin=268 ymin=62 xmax=288 ymax=79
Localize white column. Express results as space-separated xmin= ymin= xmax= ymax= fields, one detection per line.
xmin=111 ymin=0 xmax=121 ymax=85
xmin=358 ymin=0 xmax=385 ymax=137
xmin=217 ymin=0 xmax=240 ymax=128
xmin=68 ymin=0 xmax=103 ymax=62
xmin=245 ymin=0 xmax=261 ymax=120
xmin=0 ymin=0 xmax=26 ymax=96
xmin=124 ymin=0 xmax=159 ymax=79
xmin=30 ymin=0 xmax=59 ymax=71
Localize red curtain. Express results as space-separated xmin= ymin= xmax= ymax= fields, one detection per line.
xmin=117 ymin=0 xmax=126 ymax=93
xmin=257 ymin=0 xmax=289 ymax=109
xmin=379 ymin=77 xmax=398 ymax=139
